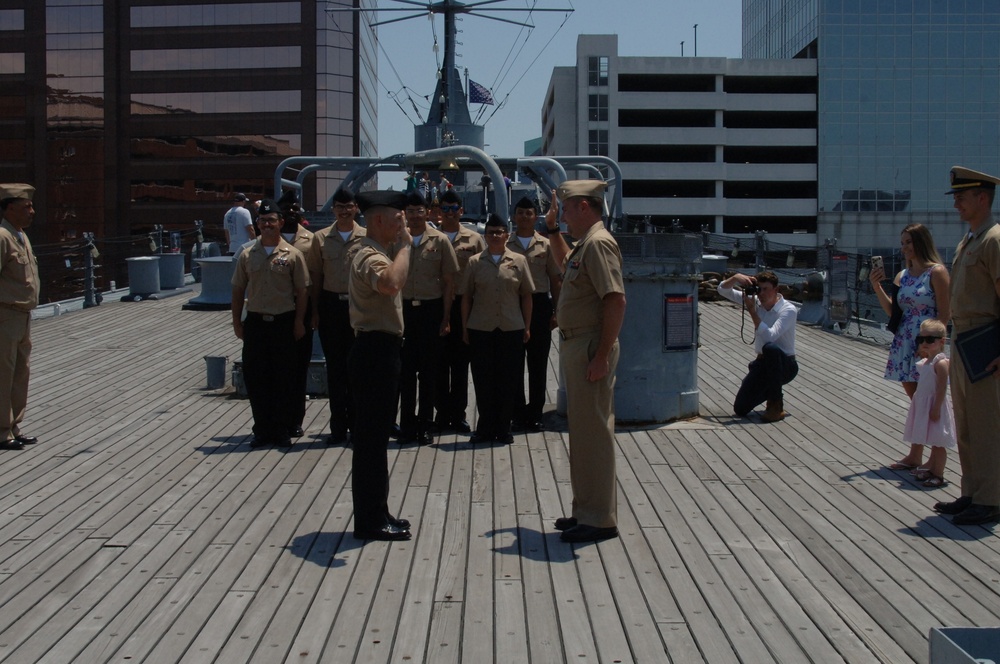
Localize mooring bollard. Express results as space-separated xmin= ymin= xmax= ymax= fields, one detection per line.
xmin=204 ymin=356 xmax=228 ymax=389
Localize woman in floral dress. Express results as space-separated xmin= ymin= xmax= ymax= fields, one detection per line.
xmin=868 ymin=223 xmax=950 ymax=472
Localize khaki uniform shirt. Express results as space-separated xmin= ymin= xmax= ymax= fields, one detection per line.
xmin=402 ymin=226 xmax=459 ymax=300
xmin=462 ymin=248 xmax=535 ymax=331
xmin=556 ymin=222 xmax=624 ymax=332
xmin=0 ymin=219 xmax=39 ymax=312
xmin=308 ymin=222 xmax=366 ymax=293
xmin=231 ymin=239 xmax=309 ymax=315
xmin=349 ymin=237 xmax=404 ymax=336
xmin=506 ymin=231 xmax=561 ymax=293
xmin=951 ymin=215 xmax=1000 ymax=332
xmin=283 ymin=224 xmax=315 ymax=260
xmin=444 ymin=225 xmax=486 ymax=274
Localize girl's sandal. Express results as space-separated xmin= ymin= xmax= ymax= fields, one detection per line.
xmin=922 ymin=475 xmax=945 ymax=488
xmin=914 ymin=469 xmax=933 ymax=482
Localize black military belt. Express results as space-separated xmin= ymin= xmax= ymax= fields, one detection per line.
xmin=246 ymin=311 xmax=294 ymax=322
xmin=356 ymin=330 xmax=403 ymax=346
xmin=321 ymin=291 xmax=350 ymax=302
xmin=404 ymin=297 xmax=443 ymax=307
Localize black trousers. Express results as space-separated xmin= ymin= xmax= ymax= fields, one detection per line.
xmin=400 ymin=298 xmax=444 ymax=435
xmin=348 ymin=331 xmax=402 ymax=532
xmin=436 ymin=294 xmax=470 ymax=425
xmin=242 ymin=312 xmax=298 ymax=442
xmin=469 ymin=328 xmax=524 ymax=439
xmin=291 ymin=298 xmax=314 ymax=429
xmin=516 ymin=292 xmax=553 ymax=423
xmin=733 ymin=342 xmax=798 ymax=416
xmin=317 ymin=291 xmax=355 ymax=437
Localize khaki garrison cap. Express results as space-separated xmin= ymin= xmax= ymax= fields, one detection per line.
xmin=0 ymin=184 xmax=34 ymax=201
xmin=945 ymin=166 xmax=1000 ymax=194
xmin=556 ymin=180 xmax=606 ymax=202
xmin=356 ymin=190 xmax=408 ymax=213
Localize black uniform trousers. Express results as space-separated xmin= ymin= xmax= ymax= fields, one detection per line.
xmin=291 ymin=296 xmax=314 ymax=429
xmin=317 ymin=291 xmax=355 ymax=438
xmin=242 ymin=311 xmax=298 ymax=443
xmin=436 ymin=294 xmax=471 ymax=426
xmin=348 ymin=331 xmax=402 ymax=532
xmin=516 ymin=292 xmax=553 ymax=424
xmin=733 ymin=342 xmax=798 ymax=416
xmin=400 ymin=298 xmax=444 ymax=436
xmin=469 ymin=328 xmax=524 ymax=440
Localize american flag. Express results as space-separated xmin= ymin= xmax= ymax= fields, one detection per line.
xmin=468 ymin=80 xmax=495 ymax=105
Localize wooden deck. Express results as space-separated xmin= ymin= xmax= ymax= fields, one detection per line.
xmin=0 ymin=289 xmax=997 ymax=663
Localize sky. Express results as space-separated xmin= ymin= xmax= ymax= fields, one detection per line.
xmin=371 ymin=0 xmax=745 ymax=158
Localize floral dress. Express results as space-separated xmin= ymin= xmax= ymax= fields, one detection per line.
xmin=883 ymin=267 xmax=937 ymax=382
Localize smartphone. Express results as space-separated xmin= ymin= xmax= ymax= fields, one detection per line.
xmin=871 ymin=255 xmax=884 ymax=272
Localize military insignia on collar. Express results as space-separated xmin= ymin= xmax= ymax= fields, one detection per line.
xmin=569 ymin=260 xmax=581 ymax=270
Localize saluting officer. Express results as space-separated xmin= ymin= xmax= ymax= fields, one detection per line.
xmin=461 ymin=214 xmax=534 ymax=444
xmin=434 ymin=190 xmax=485 ymax=433
xmin=398 ymin=192 xmax=460 ymax=445
xmin=278 ymin=192 xmax=315 ymax=438
xmin=309 ymin=189 xmax=365 ymax=444
xmin=230 ymin=199 xmax=310 ymax=449
xmin=507 ymin=196 xmax=562 ymax=431
xmin=348 ymin=190 xmax=413 ymax=541
xmin=546 ymin=180 xmax=626 ymax=543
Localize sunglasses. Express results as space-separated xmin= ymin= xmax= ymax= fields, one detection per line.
xmin=441 ymin=205 xmax=460 ymax=212
xmin=915 ymin=335 xmax=942 ymax=345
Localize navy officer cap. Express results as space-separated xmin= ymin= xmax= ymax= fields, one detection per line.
xmin=946 ymin=166 xmax=1000 ymax=194
xmin=356 ymin=190 xmax=408 ymax=213
xmin=257 ymin=199 xmax=280 ymax=216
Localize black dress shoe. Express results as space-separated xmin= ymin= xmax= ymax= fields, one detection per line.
xmin=510 ymin=421 xmax=526 ymax=432
xmin=249 ymin=437 xmax=268 ymax=448
xmin=0 ymin=439 xmax=24 ymax=451
xmin=276 ymin=436 xmax=293 ymax=448
xmin=326 ymin=430 xmax=348 ymax=445
xmin=387 ymin=515 xmax=411 ymax=529
xmin=524 ymin=421 xmax=543 ymax=433
xmin=397 ymin=428 xmax=418 ymax=444
xmin=952 ymin=503 xmax=1000 ymax=525
xmin=469 ymin=432 xmax=490 ymax=444
xmin=289 ymin=427 xmax=304 ymax=438
xmin=554 ymin=517 xmax=577 ymax=531
xmin=354 ymin=524 xmax=412 ymax=541
xmin=390 ymin=423 xmax=401 ymax=438
xmin=415 ymin=431 xmax=433 ymax=446
xmin=934 ymin=495 xmax=972 ymax=515
xmin=560 ymin=524 xmax=619 ymax=543
xmin=498 ymin=434 xmax=514 ymax=445
xmin=14 ymin=434 xmax=37 ymax=445
xmin=453 ymin=420 xmax=471 ymax=433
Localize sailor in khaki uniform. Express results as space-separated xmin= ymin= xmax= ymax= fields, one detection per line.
xmin=934 ymin=166 xmax=1000 ymax=525
xmin=546 ymin=180 xmax=626 ymax=542
xmin=461 ymin=214 xmax=535 ymax=444
xmin=348 ymin=190 xmax=413 ymax=541
xmin=507 ymin=196 xmax=562 ymax=431
xmin=308 ymin=189 xmax=366 ymax=444
xmin=0 ymin=184 xmax=40 ymax=450
xmin=231 ymin=199 xmax=310 ymax=448
xmin=435 ymin=189 xmax=485 ymax=433
xmin=278 ymin=192 xmax=315 ymax=438
xmin=398 ymin=192 xmax=459 ymax=445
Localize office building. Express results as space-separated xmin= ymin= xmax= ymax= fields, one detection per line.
xmin=542 ymin=35 xmax=817 ymax=241
xmin=744 ymin=0 xmax=1000 ymax=252
xmin=0 ymin=0 xmax=375 ymax=296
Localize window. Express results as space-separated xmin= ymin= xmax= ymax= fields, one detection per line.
xmin=588 ymin=94 xmax=608 ymax=122
xmin=588 ymin=129 xmax=608 ymax=156
xmin=588 ymin=56 xmax=608 ymax=86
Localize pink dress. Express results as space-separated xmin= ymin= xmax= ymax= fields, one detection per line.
xmin=903 ymin=353 xmax=956 ymax=448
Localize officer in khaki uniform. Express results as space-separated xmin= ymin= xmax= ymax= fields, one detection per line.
xmin=435 ymin=189 xmax=485 ymax=432
xmin=231 ymin=199 xmax=310 ymax=449
xmin=546 ymin=180 xmax=626 ymax=543
xmin=461 ymin=214 xmax=535 ymax=444
xmin=507 ymin=196 xmax=562 ymax=431
xmin=278 ymin=193 xmax=315 ymax=438
xmin=398 ymin=192 xmax=459 ymax=445
xmin=0 ymin=184 xmax=40 ymax=451
xmin=934 ymin=166 xmax=1000 ymax=525
xmin=348 ymin=190 xmax=413 ymax=541
xmin=309 ymin=189 xmax=366 ymax=444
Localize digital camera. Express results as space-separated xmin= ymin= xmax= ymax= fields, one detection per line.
xmin=744 ymin=283 xmax=761 ymax=296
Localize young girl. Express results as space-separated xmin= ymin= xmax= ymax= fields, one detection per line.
xmin=902 ymin=319 xmax=956 ymax=488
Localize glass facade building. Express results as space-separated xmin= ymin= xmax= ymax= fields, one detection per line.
xmin=0 ymin=0 xmax=375 ymax=297
xmin=744 ymin=0 xmax=1000 ymax=250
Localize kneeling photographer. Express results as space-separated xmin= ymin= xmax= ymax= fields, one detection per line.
xmin=717 ymin=271 xmax=799 ymax=422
